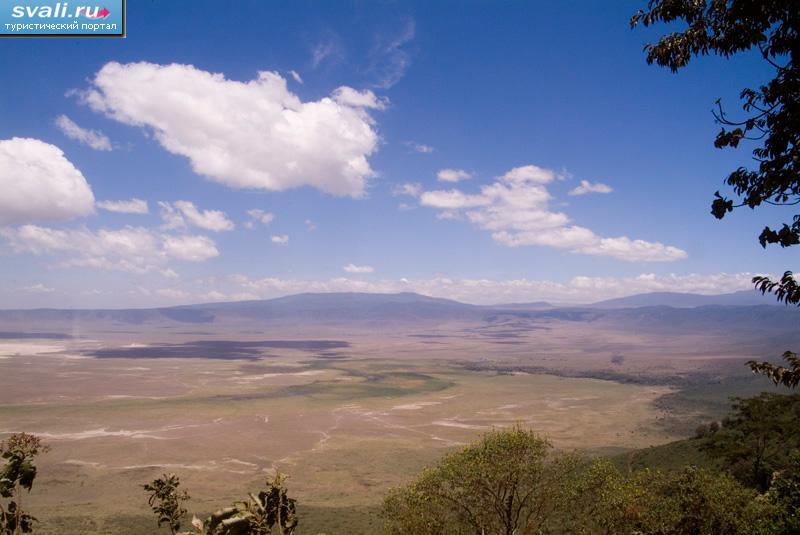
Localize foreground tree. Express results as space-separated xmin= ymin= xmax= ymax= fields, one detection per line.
xmin=383 ymin=427 xmax=780 ymax=534
xmin=701 ymin=393 xmax=800 ymax=491
xmin=577 ymin=461 xmax=777 ymax=534
xmin=766 ymin=450 xmax=800 ymax=534
xmin=144 ymin=473 xmax=190 ymax=535
xmin=146 ymin=471 xmax=298 ymax=535
xmin=570 ymin=460 xmax=657 ymax=534
xmin=643 ymin=466 xmax=777 ymax=534
xmin=381 ymin=427 xmax=582 ymax=535
xmin=632 ymin=0 xmax=800 ymax=383
xmin=0 ymin=433 xmax=49 ymax=535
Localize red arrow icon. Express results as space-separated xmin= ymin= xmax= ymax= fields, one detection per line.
xmin=86 ymin=7 xmax=110 ymax=19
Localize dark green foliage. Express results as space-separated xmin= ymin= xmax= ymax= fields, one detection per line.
xmin=639 ymin=465 xmax=777 ymax=534
xmin=381 ymin=427 xmax=582 ymax=534
xmin=574 ymin=462 xmax=777 ymax=535
xmin=611 ymin=437 xmax=716 ymax=475
xmin=631 ymin=0 xmax=798 ymax=232
xmin=702 ymin=393 xmax=800 ymax=491
xmin=0 ymin=433 xmax=49 ymax=535
xmin=632 ymin=1 xmax=800 ymax=386
xmin=749 ymin=272 xmax=800 ymax=386
xmin=570 ymin=460 xmax=656 ymax=534
xmin=749 ymin=351 xmax=800 ymax=389
xmin=755 ymin=271 xmax=800 ymax=307
xmin=694 ymin=421 xmax=721 ymax=439
xmin=143 ymin=473 xmax=190 ymax=534
xmin=146 ymin=471 xmax=298 ymax=535
xmin=767 ymin=450 xmax=800 ymax=533
xmin=382 ymin=427 xmax=780 ymax=534
xmin=695 ymin=423 xmax=709 ymax=439
xmin=193 ymin=472 xmax=298 ymax=535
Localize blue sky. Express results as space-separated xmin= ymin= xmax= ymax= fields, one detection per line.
xmin=0 ymin=1 xmax=794 ymax=307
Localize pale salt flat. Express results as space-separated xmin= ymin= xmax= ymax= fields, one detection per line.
xmin=431 ymin=419 xmax=487 ymax=430
xmin=0 ymin=342 xmax=65 ymax=357
xmin=391 ymin=401 xmax=442 ymax=410
xmin=29 ymin=423 xmax=204 ymax=441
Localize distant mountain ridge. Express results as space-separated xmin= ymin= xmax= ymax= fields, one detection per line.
xmin=0 ymin=292 xmax=483 ymax=325
xmin=191 ymin=291 xmax=483 ymax=323
xmin=0 ymin=291 xmax=793 ymax=330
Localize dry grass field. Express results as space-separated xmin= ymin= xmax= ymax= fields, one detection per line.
xmin=0 ymin=310 xmax=787 ymax=534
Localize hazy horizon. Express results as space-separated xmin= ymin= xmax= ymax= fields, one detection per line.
xmin=0 ymin=286 xmax=784 ymax=311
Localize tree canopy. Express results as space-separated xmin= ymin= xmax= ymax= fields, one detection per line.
xmin=381 ymin=427 xmax=783 ymax=534
xmin=632 ymin=0 xmax=799 ymax=384
xmin=144 ymin=471 xmax=298 ymax=535
xmin=631 ymin=0 xmax=798 ymax=232
xmin=0 ymin=433 xmax=49 ymax=535
xmin=381 ymin=427 xmax=582 ymax=535
xmin=701 ymin=393 xmax=800 ymax=491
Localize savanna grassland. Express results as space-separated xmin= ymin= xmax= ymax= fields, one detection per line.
xmin=0 ymin=299 xmax=793 ymax=534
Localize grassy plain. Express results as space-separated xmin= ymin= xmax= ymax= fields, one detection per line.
xmin=0 ymin=314 xmax=784 ymax=534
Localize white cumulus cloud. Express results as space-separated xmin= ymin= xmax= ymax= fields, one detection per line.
xmin=569 ymin=180 xmax=613 ymax=196
xmin=82 ymin=62 xmax=382 ymax=197
xmin=437 ymin=168 xmax=472 ymax=182
xmin=54 ymin=115 xmax=112 ymax=151
xmin=159 ymin=201 xmax=234 ymax=232
xmin=271 ymin=234 xmax=289 ymax=245
xmin=419 ymin=164 xmax=686 ymax=262
xmin=1 ymin=225 xmax=218 ymax=274
xmin=332 ymin=86 xmax=387 ymax=110
xmin=97 ymin=198 xmax=149 ymax=214
xmin=0 ymin=138 xmax=95 ymax=225
xmin=161 ymin=234 xmax=219 ymax=262
xmin=420 ymin=189 xmax=490 ymax=209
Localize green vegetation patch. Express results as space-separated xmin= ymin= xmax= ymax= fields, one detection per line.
xmin=282 ymin=372 xmax=454 ymax=401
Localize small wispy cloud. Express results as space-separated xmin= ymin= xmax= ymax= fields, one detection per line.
xmin=569 ymin=180 xmax=613 ymax=196
xmin=55 ymin=115 xmax=112 ymax=151
xmin=311 ymin=37 xmax=344 ymax=68
xmin=244 ymin=209 xmax=275 ymax=229
xmin=392 ymin=182 xmax=422 ymax=197
xmin=18 ymin=283 xmax=55 ymax=293
xmin=437 ymin=168 xmax=472 ymax=183
xmin=289 ymin=70 xmax=304 ymax=84
xmin=369 ymin=18 xmax=415 ymax=89
xmin=405 ymin=141 xmax=434 ymax=154
xmin=155 ymin=288 xmax=189 ymax=299
xmin=271 ymin=234 xmax=289 ymax=245
xmin=343 ymin=263 xmax=374 ymax=274
xmin=97 ymin=198 xmax=149 ymax=214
